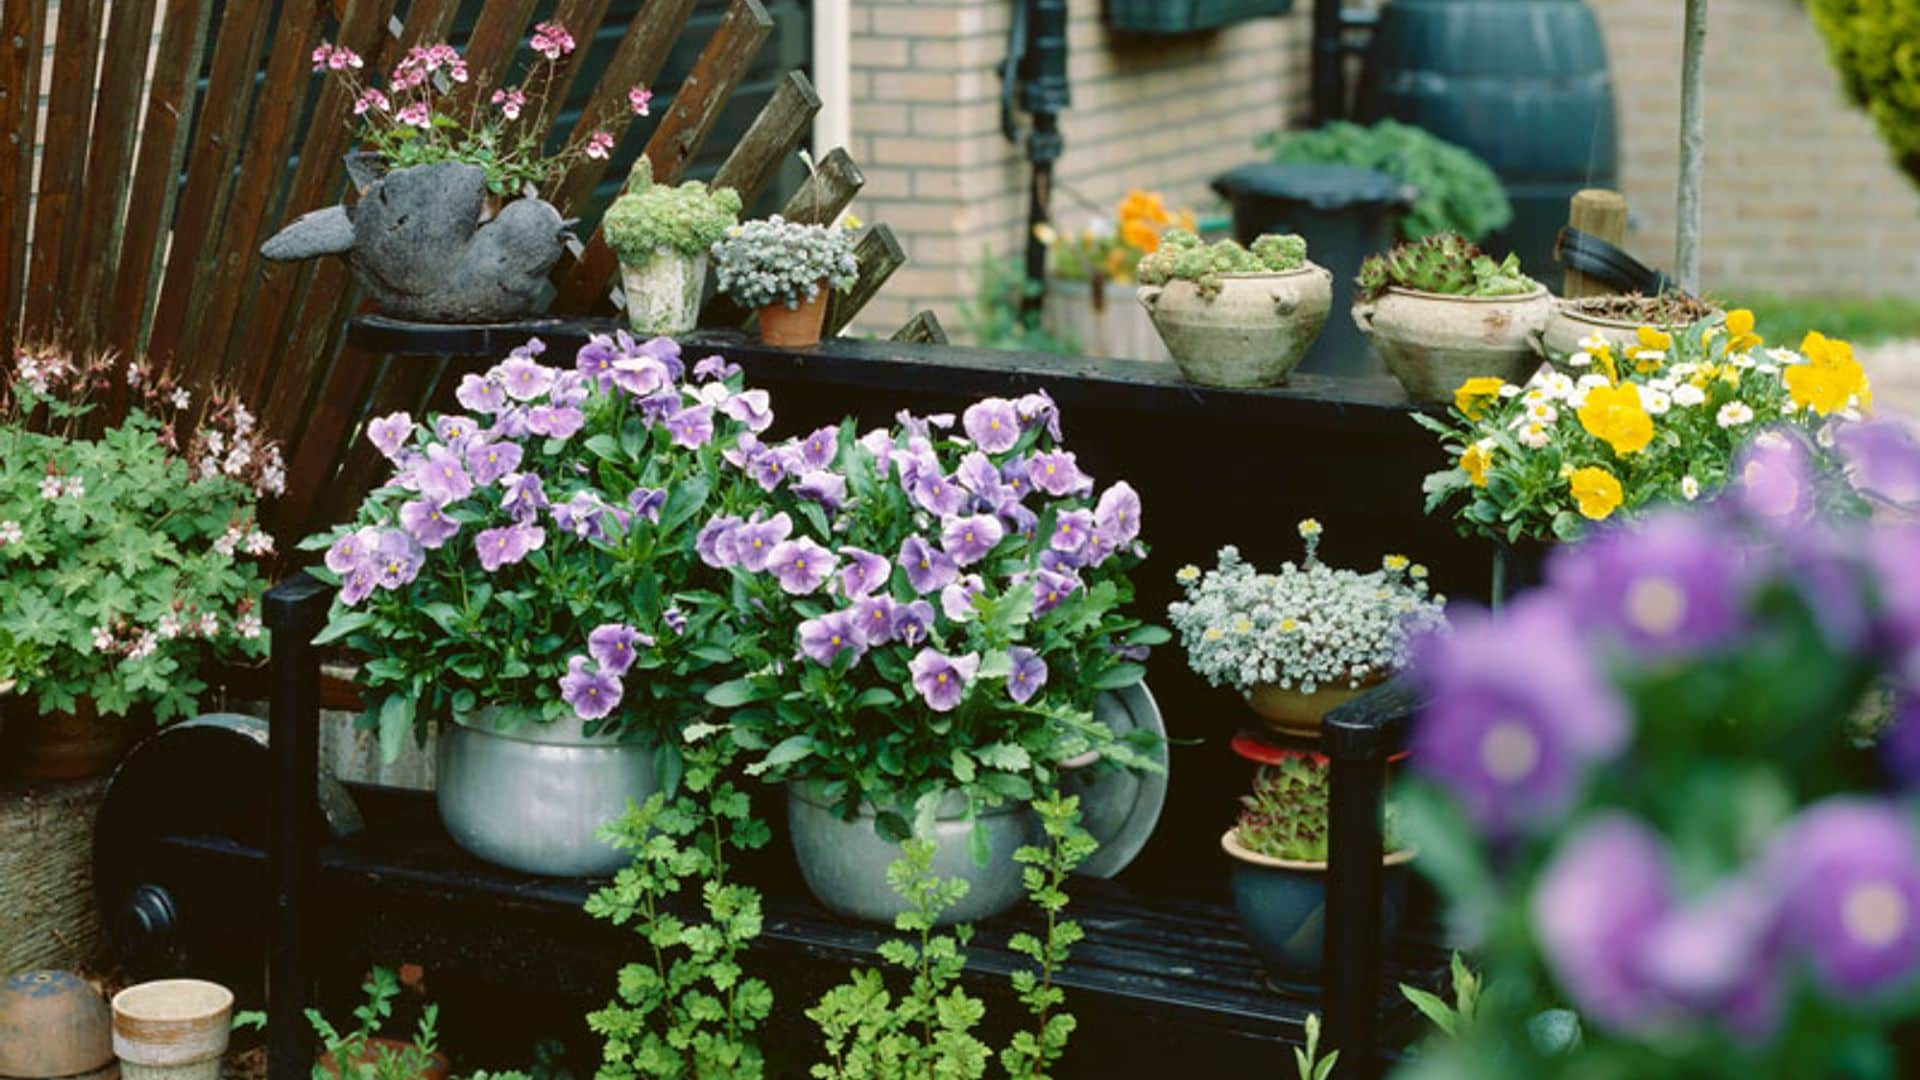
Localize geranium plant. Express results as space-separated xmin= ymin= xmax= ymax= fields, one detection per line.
xmin=310 ymin=23 xmax=653 ymax=199
xmin=701 ymin=394 xmax=1164 ymax=843
xmin=1168 ymin=523 xmax=1445 ymax=697
xmin=709 ymin=214 xmax=860 ymax=311
xmin=303 ymin=335 xmax=775 ymax=762
xmin=0 ymin=346 xmax=282 ymax=719
xmin=1418 ymin=314 xmax=1873 ymax=542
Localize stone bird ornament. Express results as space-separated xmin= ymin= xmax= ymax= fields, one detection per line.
xmin=261 ymin=161 xmax=575 ymax=323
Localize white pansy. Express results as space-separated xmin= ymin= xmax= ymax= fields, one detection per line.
xmin=1766 ymin=347 xmax=1804 ymax=366
xmin=1673 ymin=384 xmax=1707 ymax=408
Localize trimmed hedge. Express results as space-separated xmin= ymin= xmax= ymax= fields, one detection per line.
xmin=1808 ymin=0 xmax=1920 ymax=184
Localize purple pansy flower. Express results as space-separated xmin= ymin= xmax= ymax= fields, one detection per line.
xmin=455 ymin=373 xmax=507 ymax=414
xmin=371 ymin=529 xmax=424 ymax=590
xmin=1000 ymin=503 xmax=1039 ymax=545
xmin=853 ymin=594 xmax=897 ymax=644
xmin=589 ymin=623 xmax=653 ymax=676
xmin=859 ymin=428 xmax=895 ymax=468
xmin=475 ymin=522 xmax=544 ymax=571
xmin=627 ymin=487 xmax=667 ymax=524
xmin=553 ymin=491 xmax=628 ymax=542
xmin=1016 ymin=390 xmax=1062 ymax=441
xmin=892 ymin=599 xmax=936 ymax=645
xmin=548 ymin=370 xmax=591 ymax=408
xmin=749 ymin=446 xmax=795 ymax=492
xmin=899 ymin=535 xmax=959 ymax=594
xmin=767 ymin=537 xmax=836 ymax=595
xmin=526 ymin=405 xmax=585 ymax=440
xmin=1409 ymin=595 xmax=1630 ymax=834
xmin=339 ymin=561 xmax=379 ymax=606
xmin=1006 ymin=647 xmax=1048 ymax=704
xmin=1532 ymin=814 xmax=1674 ymax=1034
xmin=734 ymin=512 xmax=793 ymax=572
xmin=697 ymin=515 xmax=744 ymax=569
xmin=559 ymin=655 xmax=622 ymax=720
xmin=1732 ymin=431 xmax=1818 ymax=524
xmin=632 ymin=389 xmax=679 ymax=424
xmin=911 ymin=470 xmax=967 ymax=517
xmin=909 ymin=649 xmax=979 ymax=712
xmin=497 ymin=355 xmax=555 ymax=401
xmin=942 ymin=513 xmax=1004 ymax=566
xmin=1837 ymin=419 xmax=1920 ymax=509
xmin=1773 ymin=798 xmax=1920 ymax=998
xmin=941 ymin=574 xmax=985 ymax=622
xmin=664 ymin=607 xmax=687 ymax=635
xmin=1029 ymin=567 xmax=1081 ymax=616
xmin=415 ymin=444 xmax=473 ymax=504
xmin=1050 ymin=508 xmax=1094 ymax=556
xmin=577 ymin=335 xmax=620 ymax=389
xmin=610 ymin=353 xmax=672 ymax=398
xmin=956 ymin=451 xmax=1010 ymax=505
xmin=1635 ymin=876 xmax=1784 ymax=1041
xmin=800 ymin=425 xmax=839 ymax=470
xmin=1028 ymin=449 xmax=1092 ymax=496
xmin=1093 ymin=481 xmax=1141 ymax=545
xmin=799 ymin=610 xmax=866 ymax=666
xmin=794 ymin=470 xmax=848 ymax=510
xmin=837 ymin=547 xmax=891 ymax=598
xmin=464 ymin=438 xmax=523 ymax=487
xmin=1546 ymin=511 xmax=1751 ymax=657
xmin=435 ymin=414 xmax=478 ymax=446
xmin=962 ymin=397 xmax=1021 ymax=454
xmin=490 ymin=407 xmax=532 ymax=440
xmin=720 ymin=388 xmax=774 ymax=433
xmin=325 ymin=527 xmax=378 ymax=575
xmin=500 ymin=472 xmax=548 ymax=523
xmin=692 ymin=354 xmax=740 ymax=381
xmin=1869 ymin=523 xmax=1920 ymax=686
xmin=367 ymin=411 xmax=413 ymax=460
xmin=399 ymin=498 xmax=460 ymax=549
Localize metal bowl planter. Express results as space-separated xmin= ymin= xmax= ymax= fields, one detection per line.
xmin=788 ymin=780 xmax=1039 ymax=926
xmin=1533 ymin=299 xmax=1722 ymax=373
xmin=436 ymin=708 xmax=658 ymax=878
xmin=1352 ymin=285 xmax=1553 ymax=403
xmin=620 ymin=248 xmax=708 ymax=337
xmin=1245 ymin=675 xmax=1386 ymax=740
xmin=1221 ymin=830 xmax=1414 ymax=991
xmin=1059 ymin=683 xmax=1171 ymax=879
xmin=1138 ymin=264 xmax=1334 ymax=388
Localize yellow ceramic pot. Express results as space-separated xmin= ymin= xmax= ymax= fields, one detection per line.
xmin=1245 ymin=676 xmax=1383 ymax=739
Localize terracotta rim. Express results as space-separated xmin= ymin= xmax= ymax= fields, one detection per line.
xmin=1385 ymin=283 xmax=1548 ymax=303
xmin=1219 ymin=827 xmax=1415 ymax=872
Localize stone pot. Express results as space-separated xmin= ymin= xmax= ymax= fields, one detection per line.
xmin=0 ymin=971 xmax=117 ymax=1080
xmin=1222 ymin=829 xmax=1413 ymax=991
xmin=318 ymin=1038 xmax=452 ymax=1080
xmin=110 ymin=979 xmax=231 ymax=1080
xmin=436 ymin=708 xmax=658 ymax=878
xmin=1532 ymin=299 xmax=1721 ymax=373
xmin=0 ymin=697 xmax=144 ymax=781
xmin=1352 ymin=285 xmax=1552 ymax=403
xmin=1245 ymin=676 xmax=1384 ymax=739
xmin=620 ymin=248 xmax=707 ymax=337
xmin=787 ymin=781 xmax=1038 ymax=926
xmin=1137 ymin=264 xmax=1333 ymax=388
xmin=757 ymin=281 xmax=831 ymax=348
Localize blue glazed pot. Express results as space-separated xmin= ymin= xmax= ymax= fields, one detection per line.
xmin=1222 ymin=829 xmax=1414 ymax=992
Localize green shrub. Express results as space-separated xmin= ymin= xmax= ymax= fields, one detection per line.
xmin=1809 ymin=0 xmax=1920 ymax=184
xmin=1258 ymin=120 xmax=1512 ymax=242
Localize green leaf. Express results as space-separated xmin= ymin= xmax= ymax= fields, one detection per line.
xmin=1122 ymin=624 xmax=1172 ymax=647
xmin=966 ymin=819 xmax=991 ymax=868
xmin=1400 ymin=983 xmax=1457 ymax=1036
xmin=377 ymin=694 xmax=415 ymax=764
xmin=313 ymin=610 xmax=374 ymax=645
xmin=1090 ymin=662 xmax=1147 ymax=690
xmin=746 ymin=735 xmax=813 ymax=776
xmin=705 ymin=679 xmax=762 ymax=708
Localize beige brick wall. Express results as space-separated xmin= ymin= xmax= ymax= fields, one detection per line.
xmin=1590 ymin=0 xmax=1920 ymax=297
xmin=845 ymin=0 xmax=1311 ymax=337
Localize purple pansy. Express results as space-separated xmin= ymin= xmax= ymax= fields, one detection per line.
xmin=1773 ymin=798 xmax=1920 ymax=998
xmin=697 ymin=515 xmax=744 ymax=569
xmin=1545 ymin=511 xmax=1751 ymax=657
xmin=491 ymin=407 xmax=532 ymax=440
xmin=1016 ymin=390 xmax=1062 ymax=441
xmin=692 ymin=354 xmax=740 ymax=381
xmin=799 ymin=609 xmax=866 ymax=666
xmin=367 ymin=411 xmax=413 ymax=460
xmin=720 ymin=388 xmax=774 ymax=432
xmin=899 ymin=535 xmax=959 ymax=594
xmin=325 ymin=527 xmax=379 ymax=575
xmin=800 ymin=425 xmax=839 ymax=470
xmin=859 ymin=428 xmax=895 ymax=469
xmin=627 ymin=487 xmax=667 ymax=524
xmin=909 ymin=648 xmax=979 ymax=712
xmin=941 ymin=574 xmax=985 ymax=622
xmin=497 ymin=355 xmax=555 ymax=401
xmin=548 ymin=370 xmax=591 ymax=408
xmin=1532 ymin=814 xmax=1674 ymax=1034
xmin=415 ymin=444 xmax=473 ymax=504
xmin=1050 ymin=508 xmax=1094 ymax=556
xmin=1028 ymin=449 xmax=1091 ymax=496
xmin=589 ymin=623 xmax=653 ymax=676
xmin=526 ymin=405 xmax=585 ymax=440
xmin=767 ymin=537 xmax=836 ymax=595
xmin=1000 ymin=457 xmax=1033 ymax=501
xmin=962 ymin=397 xmax=1021 ymax=453
xmin=611 ymin=353 xmax=672 ymax=397
xmin=941 ymin=513 xmax=1004 ymax=566
xmin=552 ymin=491 xmax=628 ymax=542
xmin=734 ymin=512 xmax=793 ymax=572
xmin=794 ymin=470 xmax=848 ymax=510
xmin=956 ymin=451 xmax=1010 ymax=506
xmin=1006 ymin=647 xmax=1048 ymax=704
xmin=464 ymin=438 xmax=523 ymax=487
xmin=910 ymin=470 xmax=967 ymax=517
xmin=577 ymin=335 xmax=620 ymax=389
xmin=663 ymin=607 xmax=687 ymax=635
xmin=559 ymin=655 xmax=622 ymax=720
xmin=1732 ymin=431 xmax=1818 ymax=524
xmin=892 ymin=600 xmax=936 ymax=645
xmin=837 ymin=547 xmax=891 ymax=598
xmin=1093 ymin=481 xmax=1141 ymax=545
xmin=475 ymin=522 xmax=544 ymax=571
xmin=399 ymin=498 xmax=460 ymax=549
xmin=500 ymin=472 xmax=548 ymax=523
xmin=372 ymin=529 xmax=424 ymax=590
xmin=455 ymin=373 xmax=507 ymax=414
xmin=435 ymin=414 xmax=478 ymax=446
xmin=339 ymin=562 xmax=379 ymax=606
xmin=1635 ymin=876 xmax=1784 ymax=1041
xmin=1000 ymin=503 xmax=1039 ymax=545
xmin=635 ymin=389 xmax=681 ymax=424
xmin=853 ymin=594 xmax=897 ymax=644
xmin=1029 ymin=567 xmax=1081 ymax=616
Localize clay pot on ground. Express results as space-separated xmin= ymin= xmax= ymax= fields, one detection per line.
xmin=1138 ymin=264 xmax=1334 ymax=388
xmin=1222 ymin=829 xmax=1414 ymax=991
xmin=1533 ymin=296 xmax=1722 ymax=372
xmin=0 ymin=971 xmax=118 ymax=1080
xmin=757 ymin=281 xmax=831 ymax=347
xmin=619 ymin=248 xmax=708 ymax=337
xmin=1352 ymin=285 xmax=1552 ymax=403
xmin=318 ymin=1038 xmax=452 ymax=1080
xmin=1244 ymin=675 xmax=1384 ymax=739
xmin=110 ymin=979 xmax=231 ymax=1080
xmin=1 ymin=697 xmax=145 ymax=781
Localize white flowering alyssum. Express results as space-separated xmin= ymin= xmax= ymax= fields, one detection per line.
xmin=1168 ymin=523 xmax=1447 ymax=697
xmin=710 ymin=214 xmax=859 ymax=310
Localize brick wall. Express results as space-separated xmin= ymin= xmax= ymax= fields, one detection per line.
xmin=844 ymin=1 xmax=1311 ymax=337
xmin=1579 ymin=0 xmax=1920 ymax=298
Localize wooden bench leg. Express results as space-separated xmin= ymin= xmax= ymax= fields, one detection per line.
xmin=266 ymin=573 xmax=330 ymax=1079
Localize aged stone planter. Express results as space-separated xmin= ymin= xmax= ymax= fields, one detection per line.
xmin=1245 ymin=675 xmax=1385 ymax=739
xmin=757 ymin=280 xmax=830 ymax=347
xmin=0 ymin=697 xmax=144 ymax=781
xmin=0 ymin=971 xmax=117 ymax=1080
xmin=620 ymin=248 xmax=707 ymax=337
xmin=436 ymin=708 xmax=658 ymax=878
xmin=1533 ymin=298 xmax=1721 ymax=373
xmin=788 ymin=781 xmax=1038 ymax=925
xmin=1352 ymin=285 xmax=1552 ymax=402
xmin=110 ymin=979 xmax=231 ymax=1080
xmin=1222 ymin=829 xmax=1413 ymax=991
xmin=1138 ymin=263 xmax=1333 ymax=388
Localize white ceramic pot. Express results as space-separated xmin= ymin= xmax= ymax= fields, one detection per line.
xmin=111 ymin=979 xmax=232 ymax=1080
xmin=1352 ymin=285 xmax=1553 ymax=402
xmin=619 ymin=248 xmax=707 ymax=337
xmin=1138 ymin=264 xmax=1333 ymax=388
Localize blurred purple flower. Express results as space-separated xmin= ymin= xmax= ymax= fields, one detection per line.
xmin=663 ymin=607 xmax=687 ymax=635
xmin=399 ymin=498 xmax=460 ymax=549
xmin=526 ymin=405 xmax=585 ymax=440
xmin=794 ymin=470 xmax=847 ymax=510
xmin=692 ymin=354 xmax=739 ymax=381
xmin=1546 ymin=511 xmax=1750 ymax=657
xmin=1836 ymin=419 xmax=1920 ymax=508
xmin=455 ymin=373 xmax=507 ymax=414
xmin=1006 ymin=647 xmax=1048 ymax=704
xmin=734 ymin=512 xmax=792 ymax=572
xmin=1094 ymin=481 xmax=1141 ymax=545
xmin=962 ymin=397 xmax=1020 ymax=453
xmin=464 ymin=438 xmax=522 ymax=487
xmin=475 ymin=522 xmax=544 ymax=571
xmin=559 ymin=655 xmax=622 ymax=720
xmin=941 ymin=513 xmax=1004 ymax=566
xmin=837 ymin=547 xmax=891 ymax=598
xmin=1869 ymin=523 xmax=1920 ymax=686
xmin=500 ymin=472 xmax=548 ymax=523
xmin=1532 ymin=814 xmax=1673 ymax=1034
xmin=1882 ymin=695 xmax=1920 ymax=789
xmin=767 ymin=537 xmax=835 ymax=595
xmin=1773 ymin=797 xmax=1920 ymax=998
xmin=800 ymin=610 xmax=865 ymax=666
xmin=1635 ymin=875 xmax=1783 ymax=1042
xmin=909 ymin=648 xmax=979 ymax=712
xmin=900 ymin=535 xmax=958 ymax=594
xmin=589 ymin=623 xmax=652 ymax=676
xmin=367 ymin=411 xmax=413 ymax=460
xmin=497 ymin=356 xmax=555 ymax=401
xmin=1731 ymin=431 xmax=1818 ymax=524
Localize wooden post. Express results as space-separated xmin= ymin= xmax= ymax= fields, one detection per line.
xmin=1564 ymin=189 xmax=1629 ymax=299
xmin=1676 ymin=0 xmax=1708 ymax=293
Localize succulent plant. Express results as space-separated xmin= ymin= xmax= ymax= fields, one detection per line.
xmin=1357 ymin=232 xmax=1537 ymax=301
xmin=1234 ymin=754 xmax=1404 ymax=863
xmin=1137 ymin=228 xmax=1308 ymax=299
xmin=604 ymin=158 xmax=743 ymax=261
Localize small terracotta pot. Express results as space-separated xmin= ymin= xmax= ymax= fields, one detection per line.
xmin=0 ymin=971 xmax=116 ymax=1080
xmin=757 ymin=281 xmax=830 ymax=347
xmin=1245 ymin=676 xmax=1384 ymax=739
xmin=318 ymin=1037 xmax=453 ymax=1080
xmin=1 ymin=697 xmax=145 ymax=780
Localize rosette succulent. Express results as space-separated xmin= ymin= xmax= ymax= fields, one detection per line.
xmin=1235 ymin=753 xmax=1405 ymax=863
xmin=711 ymin=215 xmax=860 ymax=310
xmin=603 ymin=158 xmax=743 ymax=260
xmin=703 ymin=394 xmax=1165 ymax=837
xmin=1136 ymin=228 xmax=1308 ymax=299
xmin=305 ymin=335 xmax=775 ymax=755
xmin=1356 ymin=232 xmax=1536 ymax=301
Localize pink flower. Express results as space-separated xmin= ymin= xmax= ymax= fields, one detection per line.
xmin=310 ymin=44 xmax=333 ymax=72
xmin=491 ymin=87 xmax=526 ymax=121
xmin=353 ymin=89 xmax=389 ymax=116
xmin=329 ymin=46 xmax=363 ymax=71
xmin=628 ymin=86 xmax=653 ymax=117
xmin=584 ymin=131 xmax=615 ymax=160
xmin=396 ymin=102 xmax=431 ymax=129
xmin=530 ymin=21 xmax=575 ymax=60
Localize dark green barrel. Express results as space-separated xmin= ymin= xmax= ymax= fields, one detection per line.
xmin=1356 ymin=0 xmax=1618 ymax=290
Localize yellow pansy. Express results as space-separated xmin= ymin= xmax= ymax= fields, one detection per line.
xmin=1383 ymin=554 xmax=1410 ymax=572
xmin=1576 ymin=382 xmax=1655 ymax=456
xmin=1453 ymin=376 xmax=1508 ymax=419
xmin=1459 ymin=442 xmax=1493 ymax=487
xmin=1591 ymin=342 xmax=1620 ymax=383
xmin=1569 ymin=466 xmax=1624 ymax=520
xmin=1786 ymin=330 xmax=1871 ymax=415
xmin=1723 ymin=309 xmax=1763 ymax=353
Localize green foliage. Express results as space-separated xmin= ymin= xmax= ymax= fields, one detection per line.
xmin=1357 ymin=233 xmax=1536 ymax=300
xmin=1809 ymin=1 xmax=1920 ymax=186
xmin=585 ymin=734 xmax=773 ymax=1079
xmin=0 ymin=349 xmax=276 ymax=719
xmin=1259 ymin=120 xmax=1512 ymax=242
xmin=1294 ymin=1013 xmax=1338 ymax=1080
xmin=1135 ymin=228 xmax=1309 ymax=299
xmin=1000 ymin=794 xmax=1095 ymax=1080
xmin=710 ymin=215 xmax=861 ymax=311
xmin=1400 ymin=952 xmax=1482 ymax=1039
xmin=961 ymin=253 xmax=1079 ymax=354
xmin=604 ymin=160 xmax=743 ymax=261
xmin=305 ymin=967 xmax=443 ymax=1080
xmin=1236 ymin=756 xmax=1406 ymax=864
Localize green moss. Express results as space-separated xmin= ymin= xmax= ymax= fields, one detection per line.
xmin=1136 ymin=228 xmax=1309 ymax=298
xmin=1259 ymin=119 xmax=1512 ymax=242
xmin=1357 ymin=233 xmax=1537 ymax=300
xmin=603 ymin=160 xmax=743 ymax=260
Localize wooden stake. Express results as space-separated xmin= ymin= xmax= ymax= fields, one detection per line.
xmin=1564 ymin=189 xmax=1629 ymax=299
xmin=1676 ymin=0 xmax=1708 ymax=293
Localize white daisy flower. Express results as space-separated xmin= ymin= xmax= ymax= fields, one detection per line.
xmin=1518 ymin=422 xmax=1552 ymax=450
xmin=1568 ymin=350 xmax=1594 ymax=368
xmin=1578 ymin=333 xmax=1611 ymax=352
xmin=1577 ymin=373 xmax=1611 ymax=390
xmin=1717 ymin=402 xmax=1755 ymax=428
xmin=1525 ymin=401 xmax=1558 ymax=425
xmin=1498 ymin=383 xmax=1522 ymax=397
xmin=1640 ymin=387 xmax=1672 ymax=415
xmin=1673 ymin=384 xmax=1707 ymax=408
xmin=1766 ymin=347 xmax=1803 ymax=366
xmin=1681 ymin=475 xmax=1701 ymax=501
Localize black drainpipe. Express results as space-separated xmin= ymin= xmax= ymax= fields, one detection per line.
xmin=1000 ymin=0 xmax=1069 ymax=319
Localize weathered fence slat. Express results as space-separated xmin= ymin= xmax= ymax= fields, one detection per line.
xmin=825 ymin=226 xmax=906 ymax=337
xmin=455 ymin=0 xmax=541 ymax=106
xmin=70 ymin=0 xmax=158 ymax=352
xmin=546 ymin=0 xmax=698 ymax=218
xmin=711 ymin=70 xmax=821 ymax=206
xmin=23 ymin=0 xmax=105 ymax=341
xmin=891 ymin=311 xmax=948 ymax=346
xmin=0 ymin=0 xmax=50 ymax=357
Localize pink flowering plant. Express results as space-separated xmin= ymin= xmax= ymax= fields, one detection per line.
xmin=0 ymin=346 xmax=283 ymax=719
xmin=303 ymin=336 xmax=773 ymax=761
xmin=701 ymin=395 xmax=1166 ymax=843
xmin=310 ymin=23 xmax=653 ymax=199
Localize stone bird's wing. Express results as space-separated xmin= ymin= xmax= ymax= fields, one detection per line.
xmin=259 ymin=205 xmax=353 ymax=261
